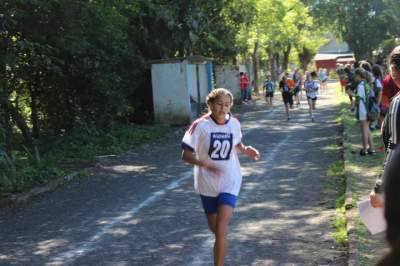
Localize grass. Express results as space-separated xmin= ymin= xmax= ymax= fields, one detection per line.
xmin=0 ymin=124 xmax=174 ymax=196
xmin=325 ymin=159 xmax=348 ymax=246
xmin=322 ymin=82 xmax=348 ymax=246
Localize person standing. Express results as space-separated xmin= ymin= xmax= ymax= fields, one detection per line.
xmin=348 ymin=68 xmax=375 ymax=156
xmin=345 ymin=65 xmax=356 ymax=111
xmin=244 ymin=72 xmax=251 ymax=101
xmin=366 ymin=46 xmax=400 ymax=265
xmin=337 ymin=64 xmax=347 ymax=94
xmin=239 ymin=72 xmax=248 ymax=102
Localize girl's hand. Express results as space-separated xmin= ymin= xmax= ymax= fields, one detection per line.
xmin=244 ymin=146 xmax=260 ymax=161
xmin=202 ymin=161 xmax=221 ymax=174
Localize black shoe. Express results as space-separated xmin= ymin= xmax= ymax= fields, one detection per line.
xmin=359 ymin=149 xmax=367 ymax=156
xmin=367 ymin=149 xmax=376 ymax=155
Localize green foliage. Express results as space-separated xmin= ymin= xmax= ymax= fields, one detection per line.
xmin=306 ymin=0 xmax=399 ymax=60
xmin=236 ymin=0 xmax=326 ymax=80
xmin=0 ymin=124 xmax=173 ymax=194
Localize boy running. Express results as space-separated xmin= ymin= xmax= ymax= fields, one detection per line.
xmin=181 ymin=88 xmax=260 ymax=266
xmin=304 ymin=71 xmax=320 ymax=122
xmin=279 ymin=75 xmax=293 ymax=120
xmin=264 ymin=77 xmax=275 ymax=106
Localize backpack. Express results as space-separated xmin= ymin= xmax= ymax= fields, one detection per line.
xmin=363 ymin=81 xmax=380 ymax=122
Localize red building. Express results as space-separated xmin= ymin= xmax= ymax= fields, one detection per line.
xmin=314 ymin=40 xmax=355 ymax=70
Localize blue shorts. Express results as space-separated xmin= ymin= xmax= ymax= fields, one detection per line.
xmin=200 ymin=193 xmax=237 ymax=214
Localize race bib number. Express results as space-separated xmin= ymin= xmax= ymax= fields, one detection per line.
xmin=208 ymin=132 xmax=233 ymax=160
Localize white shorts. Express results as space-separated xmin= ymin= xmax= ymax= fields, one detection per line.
xmin=358 ymin=102 xmax=367 ymax=121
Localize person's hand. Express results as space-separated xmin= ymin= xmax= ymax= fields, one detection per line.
xmin=244 ymin=146 xmax=260 ymax=161
xmin=201 ymin=160 xmax=221 ymax=174
xmin=346 ymin=89 xmax=353 ymax=97
xmin=370 ymin=191 xmax=384 ymax=208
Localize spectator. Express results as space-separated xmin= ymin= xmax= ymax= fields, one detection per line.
xmin=345 ymin=64 xmax=356 ymax=111
xmin=239 ymin=72 xmax=250 ymax=102
xmin=348 ymin=68 xmax=375 ymax=156
xmin=372 ymin=64 xmax=384 ymax=129
xmin=337 ymin=64 xmax=347 ymax=94
xmin=376 ymin=45 xmax=400 ymax=266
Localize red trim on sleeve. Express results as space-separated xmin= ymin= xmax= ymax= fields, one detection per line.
xmin=187 ymin=114 xmax=210 ymax=135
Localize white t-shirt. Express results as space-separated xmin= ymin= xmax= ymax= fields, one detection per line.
xmin=182 ymin=113 xmax=243 ymax=197
xmin=357 ymin=81 xmax=367 ymax=121
xmin=305 ymin=80 xmax=320 ymax=98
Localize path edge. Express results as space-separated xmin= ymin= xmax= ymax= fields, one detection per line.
xmin=342 ymin=112 xmax=360 ymax=266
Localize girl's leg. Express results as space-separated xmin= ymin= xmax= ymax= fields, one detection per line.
xmin=360 ymin=121 xmax=368 ymax=151
xmin=285 ymin=103 xmax=289 ymax=119
xmin=307 ymin=98 xmax=313 ymax=119
xmin=206 ymin=213 xmax=217 ymax=234
xmin=367 ymin=122 xmax=374 ymax=150
xmin=312 ymin=99 xmax=316 ymax=110
xmin=349 ymin=95 xmax=354 ymax=110
xmin=214 ymin=205 xmax=233 ymax=266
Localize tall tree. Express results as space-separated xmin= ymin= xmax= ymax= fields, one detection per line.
xmin=305 ymin=0 xmax=394 ymax=60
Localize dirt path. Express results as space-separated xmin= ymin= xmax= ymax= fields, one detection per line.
xmin=0 ymin=85 xmax=347 ymax=265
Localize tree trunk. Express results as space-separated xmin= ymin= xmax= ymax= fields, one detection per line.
xmin=274 ymin=52 xmax=280 ymax=80
xmin=282 ymin=44 xmax=292 ymax=72
xmin=0 ymin=96 xmax=34 ymax=147
xmin=298 ymin=47 xmax=312 ymax=72
xmin=30 ymin=76 xmax=40 ymax=139
xmin=268 ymin=44 xmax=279 ymax=82
xmin=252 ymin=41 xmax=259 ymax=93
xmin=0 ymin=99 xmax=12 ymax=154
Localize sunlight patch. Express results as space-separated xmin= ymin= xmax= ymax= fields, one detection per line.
xmin=34 ymin=239 xmax=68 ymax=256
xmin=110 ymin=165 xmax=156 ymax=173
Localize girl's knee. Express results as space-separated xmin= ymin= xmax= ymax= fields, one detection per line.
xmin=216 ymin=224 xmax=229 ymax=237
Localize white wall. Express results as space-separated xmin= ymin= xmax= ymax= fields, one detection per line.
xmin=151 ymin=63 xmax=191 ymax=125
xmin=186 ymin=63 xmax=209 ymax=103
xmin=186 ymin=64 xmax=197 ymax=102
xmin=214 ymin=65 xmax=241 ymax=103
xmin=198 ymin=63 xmax=209 ymax=103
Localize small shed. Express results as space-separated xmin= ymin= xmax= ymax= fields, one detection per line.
xmin=151 ymin=56 xmax=213 ymax=125
xmin=214 ymin=65 xmax=241 ymax=103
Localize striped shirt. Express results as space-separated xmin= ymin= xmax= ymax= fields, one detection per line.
xmin=385 ymin=93 xmax=400 ymax=146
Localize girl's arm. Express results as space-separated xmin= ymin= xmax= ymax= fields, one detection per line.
xmin=377 ymin=88 xmax=383 ymax=105
xmin=182 ymin=149 xmax=220 ymax=173
xmin=236 ymin=143 xmax=260 ymax=161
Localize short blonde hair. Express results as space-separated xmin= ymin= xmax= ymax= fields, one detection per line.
xmin=206 ymin=88 xmax=234 ymax=107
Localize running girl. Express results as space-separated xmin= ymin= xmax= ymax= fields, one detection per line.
xmin=181 ymin=88 xmax=260 ymax=266
xmin=304 ymin=71 xmax=320 ymax=122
